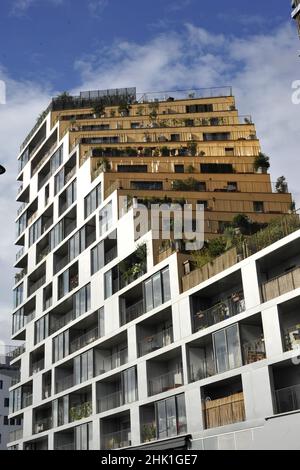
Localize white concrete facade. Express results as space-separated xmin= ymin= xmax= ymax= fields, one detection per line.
xmin=9 ymin=110 xmax=300 ymax=450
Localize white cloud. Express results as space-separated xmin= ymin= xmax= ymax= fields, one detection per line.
xmin=88 ymin=0 xmax=108 ymax=18
xmin=0 ymin=21 xmax=300 ymax=344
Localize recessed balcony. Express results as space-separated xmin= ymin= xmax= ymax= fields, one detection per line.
xmin=271 ymin=361 xmax=300 ymax=415
xmin=147 ymin=348 xmax=183 ymax=397
xmin=137 ymin=307 xmax=173 ymax=357
xmin=96 ymin=366 xmax=137 ymax=413
xmin=100 ymin=411 xmax=131 ymax=450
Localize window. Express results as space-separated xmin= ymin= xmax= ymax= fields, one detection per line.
xmin=84 ymin=183 xmax=102 ymax=219
xmin=91 ymin=240 xmax=104 ymax=275
xmin=10 ymin=387 xmax=22 ymax=413
xmin=155 ymin=394 xmax=187 ymax=439
xmin=99 ymin=201 xmax=113 ymax=236
xmin=75 ymin=422 xmax=93 ymax=450
xmin=174 ymin=165 xmax=184 ymax=174
xmin=13 ymin=283 xmax=24 ymax=308
xmin=45 ymin=184 xmax=50 ymax=206
xmin=121 ymin=367 xmax=137 ymax=404
xmin=225 ymin=147 xmax=234 ymax=156
xmin=69 ymin=227 xmax=86 ymax=262
xmin=253 ymin=201 xmax=264 ymax=213
xmin=58 ymin=262 xmax=78 ymax=300
xmin=213 ymin=324 xmax=242 ymax=374
xmin=3 ymin=416 xmax=9 ymax=425
xmin=29 ymin=217 xmax=42 ymax=246
xmin=50 ymin=145 xmax=63 ymax=174
xmin=203 ymin=132 xmax=230 ymax=141
xmin=117 ymin=165 xmax=147 ymax=173
xmin=4 ymin=397 xmax=9 ymax=408
xmin=74 ymin=284 xmax=91 ymax=317
xmin=130 ymin=181 xmax=163 ymax=191
xmin=59 ymin=180 xmax=77 ymax=216
xmin=200 ymin=163 xmax=234 ymax=174
xmin=53 ymin=330 xmax=69 ymax=362
xmin=186 ymin=104 xmax=213 ymax=113
xmin=34 ymin=314 xmax=49 ymax=344
xmin=0 ymin=380 xmax=2 ymax=389
xmin=144 ymin=267 xmax=171 ymax=312
xmin=74 ymin=350 xmax=93 ymax=385
xmin=170 ymin=134 xmax=180 ymax=142
xmin=16 ymin=213 xmax=26 ymax=238
xmin=55 ymin=167 xmax=64 ymax=195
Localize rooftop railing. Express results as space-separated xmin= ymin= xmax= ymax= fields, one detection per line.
xmin=137 ymin=86 xmax=233 ymax=103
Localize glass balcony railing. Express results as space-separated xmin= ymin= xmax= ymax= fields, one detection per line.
xmin=33 ymin=416 xmax=52 ymax=434
xmin=193 ymin=294 xmax=245 ymax=332
xmin=9 ymin=429 xmax=23 ymax=442
xmin=69 ymin=326 xmax=100 ymax=354
xmin=275 ymin=383 xmax=300 ymax=414
xmin=148 ymin=368 xmax=184 ymax=396
xmin=95 ymin=348 xmax=128 ymax=376
xmin=102 ymin=429 xmax=131 ymax=450
xmin=56 ymin=374 xmax=74 ymax=394
xmin=138 ymin=327 xmax=173 ymax=357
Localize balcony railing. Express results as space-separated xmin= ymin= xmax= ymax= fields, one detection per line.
xmin=11 ymin=374 xmax=21 ymax=386
xmin=97 ymin=390 xmax=123 ymax=412
xmin=122 ymin=299 xmax=144 ymax=324
xmin=69 ymin=326 xmax=100 ymax=354
xmin=148 ymin=368 xmax=184 ymax=396
xmin=203 ymin=392 xmax=245 ymax=429
xmin=56 ymin=374 xmax=74 ymax=393
xmin=15 ymin=269 xmax=27 ymax=284
xmin=96 ymin=348 xmax=128 ymax=376
xmin=22 ymin=394 xmax=33 ymax=408
xmin=193 ymin=294 xmax=245 ymax=332
xmin=55 ymin=442 xmax=75 ymax=451
xmin=102 ymin=429 xmax=131 ymax=450
xmin=261 ymin=267 xmax=300 ymax=302
xmin=16 ymin=247 xmax=25 ymax=261
xmin=9 ymin=344 xmax=26 ymax=360
xmin=9 ymin=429 xmax=23 ymax=442
xmin=33 ymin=416 xmax=52 ymax=434
xmin=275 ymin=383 xmax=300 ymax=414
xmin=31 ymin=359 xmax=44 ymax=375
xmin=138 ymin=327 xmax=173 ymax=357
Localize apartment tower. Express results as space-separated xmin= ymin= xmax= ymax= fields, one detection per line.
xmin=8 ymin=87 xmax=300 ymax=450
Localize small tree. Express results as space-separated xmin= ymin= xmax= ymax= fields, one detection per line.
xmin=275 ymin=176 xmax=288 ymax=194
xmin=92 ymin=102 xmax=106 ymax=117
xmin=253 ymin=152 xmax=270 ymax=172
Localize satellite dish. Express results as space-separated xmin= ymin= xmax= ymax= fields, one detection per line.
xmin=0 ymin=164 xmax=6 ymax=175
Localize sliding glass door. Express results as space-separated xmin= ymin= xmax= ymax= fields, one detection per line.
xmin=213 ymin=324 xmax=242 ymax=374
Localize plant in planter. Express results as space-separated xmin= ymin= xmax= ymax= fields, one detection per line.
xmin=187 ymin=140 xmax=197 ymax=157
xmin=92 ymin=102 xmax=106 ymax=118
xmin=275 ymin=176 xmax=288 ymax=194
xmin=118 ymin=102 xmax=131 ymax=117
xmin=142 ymin=424 xmax=156 ymax=442
xmin=253 ymin=152 xmax=270 ymax=173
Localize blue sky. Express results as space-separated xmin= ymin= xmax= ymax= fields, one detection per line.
xmin=0 ymin=0 xmax=299 ymax=343
xmin=0 ymin=0 xmax=294 ymax=92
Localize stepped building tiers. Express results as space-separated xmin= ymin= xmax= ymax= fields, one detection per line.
xmin=9 ymin=87 xmax=300 ymax=450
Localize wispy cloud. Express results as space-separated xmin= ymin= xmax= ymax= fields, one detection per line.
xmin=167 ymin=0 xmax=193 ymax=13
xmin=88 ymin=0 xmax=108 ymax=18
xmin=11 ymin=0 xmax=64 ymax=16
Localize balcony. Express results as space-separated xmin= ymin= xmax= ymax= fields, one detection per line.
xmin=31 ymin=358 xmax=45 ymax=375
xmin=202 ymin=376 xmax=245 ymax=430
xmin=56 ymin=373 xmax=74 ymax=394
xmin=193 ymin=295 xmax=245 ymax=332
xmin=137 ymin=308 xmax=173 ymax=357
xmin=33 ymin=416 xmax=52 ymax=434
xmin=139 ymin=327 xmax=173 ymax=357
xmin=27 ymin=262 xmax=46 ymax=297
xmin=272 ymin=362 xmax=300 ymax=415
xmin=9 ymin=429 xmax=23 ymax=442
xmin=261 ymin=267 xmax=300 ymax=303
xmin=69 ymin=401 xmax=92 ymax=423
xmin=69 ymin=326 xmax=100 ymax=354
xmin=102 ymin=429 xmax=131 ymax=450
xmin=278 ymin=297 xmax=300 ymax=352
xmin=97 ymin=366 xmax=137 ymax=412
xmin=148 ymin=368 xmax=184 ymax=396
xmin=187 ymin=314 xmax=265 ymax=382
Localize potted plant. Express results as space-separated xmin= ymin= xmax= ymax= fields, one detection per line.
xmin=118 ymin=102 xmax=131 ymax=117
xmin=142 ymin=424 xmax=156 ymax=442
xmin=253 ymin=152 xmax=270 ymax=174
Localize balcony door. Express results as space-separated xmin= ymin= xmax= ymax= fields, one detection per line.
xmin=213 ymin=324 xmax=242 ymax=374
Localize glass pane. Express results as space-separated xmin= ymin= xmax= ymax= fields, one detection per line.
xmin=213 ymin=329 xmax=228 ymax=373
xmin=226 ymin=324 xmax=242 ymax=370
xmin=176 ymin=394 xmax=187 ymax=434
xmin=166 ymin=396 xmax=177 ymax=437
xmin=162 ymin=268 xmax=171 ymax=302
xmin=156 ymin=400 xmax=167 ymax=439
xmin=152 ymin=272 xmax=162 ymax=308
xmin=144 ymin=279 xmax=153 ymax=312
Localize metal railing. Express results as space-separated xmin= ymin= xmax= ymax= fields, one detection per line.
xmin=33 ymin=416 xmax=52 ymax=434
xmin=9 ymin=344 xmax=26 ymax=360
xmin=261 ymin=266 xmax=300 ymax=302
xmin=275 ymin=383 xmax=300 ymax=414
xmin=137 ymin=86 xmax=233 ymax=103
xmin=102 ymin=429 xmax=131 ymax=450
xmin=138 ymin=327 xmax=173 ymax=357
xmin=193 ymin=295 xmax=245 ymax=332
xmin=69 ymin=326 xmax=100 ymax=354
xmin=148 ymin=368 xmax=184 ymax=396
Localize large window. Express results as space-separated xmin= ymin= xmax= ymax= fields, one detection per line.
xmin=10 ymin=387 xmax=22 ymax=414
xmin=156 ymin=394 xmax=187 ymax=439
xmin=34 ymin=314 xmax=49 ymax=344
xmin=186 ymin=104 xmax=213 ymax=113
xmin=53 ymin=330 xmax=69 ymax=362
xmin=144 ymin=267 xmax=171 ymax=312
xmin=213 ymin=324 xmax=242 ymax=374
xmin=74 ymin=350 xmax=93 ymax=385
xmin=91 ymin=241 xmax=105 ymax=275
xmin=13 ymin=283 xmax=24 ymax=309
xmin=16 ymin=213 xmax=27 ymax=238
xmin=121 ymin=367 xmax=138 ymax=404
xmin=59 ymin=180 xmax=77 ymax=216
xmin=75 ymin=422 xmax=93 ymax=450
xmin=99 ymin=201 xmax=113 ymax=236
xmin=203 ymin=132 xmax=230 ymax=141
xmin=74 ymin=284 xmax=91 ymax=318
xmin=84 ymin=183 xmax=102 ymax=219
